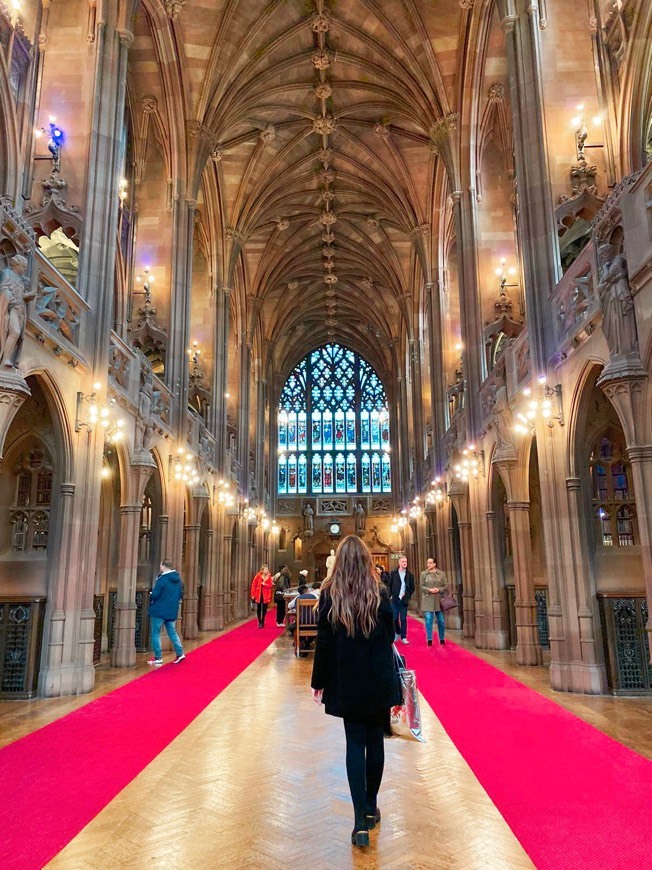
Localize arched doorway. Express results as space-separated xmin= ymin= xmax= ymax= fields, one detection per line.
xmin=0 ymin=376 xmax=68 ymax=697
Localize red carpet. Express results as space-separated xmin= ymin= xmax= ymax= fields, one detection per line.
xmin=407 ymin=618 xmax=652 ymax=870
xmin=0 ymin=619 xmax=281 ymax=870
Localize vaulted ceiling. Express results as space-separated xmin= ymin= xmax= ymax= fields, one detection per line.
xmin=133 ymin=0 xmax=469 ymax=378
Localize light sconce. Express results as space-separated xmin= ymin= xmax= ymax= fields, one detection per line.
xmin=426 ymin=476 xmax=446 ymax=506
xmin=75 ymin=383 xmax=125 ymax=442
xmin=134 ymin=266 xmax=155 ymax=304
xmin=188 ymin=341 xmax=201 ymax=370
xmin=570 ymin=105 xmax=603 ymax=165
xmin=454 ymin=444 xmax=485 ymax=481
xmin=118 ymin=178 xmax=128 ymax=204
xmin=215 ymin=478 xmax=235 ymax=507
xmin=271 ymin=523 xmax=280 ymax=535
xmin=495 ymin=258 xmax=518 ymax=291
xmin=391 ymin=511 xmax=409 ymax=534
xmin=170 ymin=447 xmax=200 ymax=485
xmin=408 ymin=498 xmax=423 ymax=520
xmin=514 ymin=377 xmax=564 ymax=435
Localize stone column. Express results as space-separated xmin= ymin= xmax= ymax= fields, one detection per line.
xmin=450 ymin=190 xmax=483 ymax=436
xmin=199 ymin=528 xmax=219 ymax=630
xmin=222 ymin=523 xmax=234 ymax=623
xmin=211 ymin=287 xmax=230 ymax=473
xmin=485 ymin=510 xmax=509 ymax=649
xmin=506 ymin=500 xmax=542 ymax=665
xmin=425 ymin=281 xmax=447 ymax=450
xmin=167 ymin=198 xmax=196 ymax=434
xmin=500 ymin=0 xmax=560 ymax=373
xmin=458 ymin=520 xmax=475 ymax=638
xmin=408 ymin=339 xmax=425 ymax=493
xmin=182 ymin=523 xmax=201 ymax=639
xmin=110 ymin=505 xmax=141 ymax=668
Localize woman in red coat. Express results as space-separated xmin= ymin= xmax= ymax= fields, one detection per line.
xmin=250 ymin=564 xmax=274 ymax=628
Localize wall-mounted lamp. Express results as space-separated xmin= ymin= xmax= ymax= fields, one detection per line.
xmin=426 ymin=477 xmax=446 ymax=506
xmin=188 ymin=341 xmax=201 ymax=370
xmin=570 ymin=104 xmax=603 ymax=165
xmin=128 ymin=266 xmax=156 ymax=322
xmin=75 ymin=383 xmax=125 ymax=443
xmin=514 ymin=377 xmax=564 ymax=435
xmin=215 ymin=478 xmax=235 ymax=507
xmin=170 ymin=448 xmax=200 ymax=485
xmin=454 ymin=444 xmax=485 ymax=481
xmin=118 ymin=178 xmax=128 ymax=204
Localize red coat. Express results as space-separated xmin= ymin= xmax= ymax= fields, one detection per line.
xmin=251 ymin=571 xmax=274 ymax=604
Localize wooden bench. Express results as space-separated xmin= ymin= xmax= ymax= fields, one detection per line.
xmin=295 ymin=597 xmax=318 ymax=657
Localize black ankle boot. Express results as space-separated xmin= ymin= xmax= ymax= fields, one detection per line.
xmin=351 ymin=827 xmax=369 ymax=847
xmin=366 ymin=808 xmax=381 ymax=829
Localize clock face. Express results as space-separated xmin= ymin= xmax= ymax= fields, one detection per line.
xmin=329 ymin=522 xmax=341 ymax=536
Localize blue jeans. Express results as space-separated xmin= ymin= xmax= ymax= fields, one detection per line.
xmin=391 ymin=600 xmax=408 ymax=639
xmin=150 ymin=616 xmax=183 ymax=659
xmin=424 ymin=610 xmax=445 ymax=643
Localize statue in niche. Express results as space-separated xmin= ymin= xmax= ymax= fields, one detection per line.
xmin=354 ymin=501 xmax=366 ymax=533
xmin=597 ymin=243 xmax=639 ymax=358
xmin=134 ymin=375 xmax=154 ymax=453
xmin=0 ymin=255 xmax=35 ymax=369
xmin=492 ymin=367 xmax=515 ymax=454
xmin=302 ymin=502 xmax=314 ymax=534
xmin=325 ymin=548 xmax=336 ymax=578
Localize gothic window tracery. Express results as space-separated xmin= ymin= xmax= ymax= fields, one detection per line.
xmin=590 ymin=435 xmax=638 ymax=547
xmin=277 ymin=344 xmax=391 ymax=495
xmin=9 ymin=450 xmax=52 ymax=553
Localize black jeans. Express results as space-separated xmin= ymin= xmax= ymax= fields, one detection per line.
xmin=392 ymin=600 xmax=408 ymax=639
xmin=275 ymin=595 xmax=286 ymax=624
xmin=257 ymin=601 xmax=268 ymax=625
xmin=343 ymin=719 xmax=385 ymax=828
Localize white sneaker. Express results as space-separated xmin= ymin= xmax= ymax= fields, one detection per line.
xmin=172 ymin=654 xmax=186 ymax=664
xmin=401 ymin=638 xmax=409 ymax=645
xmin=276 ymin=623 xmax=284 ymax=627
xmin=147 ymin=658 xmax=163 ymax=666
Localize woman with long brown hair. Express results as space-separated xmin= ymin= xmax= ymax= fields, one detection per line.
xmin=311 ymin=535 xmax=401 ymax=847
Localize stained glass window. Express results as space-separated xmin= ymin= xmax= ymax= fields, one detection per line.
xmin=277 ymin=344 xmax=391 ymax=494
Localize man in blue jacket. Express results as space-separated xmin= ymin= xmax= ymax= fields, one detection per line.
xmin=147 ymin=559 xmax=185 ymax=665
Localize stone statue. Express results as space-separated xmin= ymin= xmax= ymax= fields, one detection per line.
xmin=303 ymin=502 xmax=314 ymax=534
xmin=325 ymin=548 xmax=336 ymax=578
xmin=134 ymin=377 xmax=154 ymax=453
xmin=354 ymin=501 xmax=366 ymax=533
xmin=492 ymin=368 xmax=515 ymax=454
xmin=0 ymin=255 xmax=35 ymax=369
xmin=597 ymin=243 xmax=639 ymax=358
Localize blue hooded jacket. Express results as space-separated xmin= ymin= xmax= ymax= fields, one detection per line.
xmin=148 ymin=570 xmax=183 ymax=620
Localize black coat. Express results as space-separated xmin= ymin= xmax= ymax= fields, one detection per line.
xmin=388 ymin=568 xmax=415 ymax=604
xmin=311 ymin=592 xmax=402 ymax=721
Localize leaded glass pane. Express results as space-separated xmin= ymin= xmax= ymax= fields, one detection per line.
xmin=371 ymin=452 xmax=381 ymax=491
xmin=361 ymin=412 xmax=370 ymax=449
xmin=347 ymin=453 xmax=357 ymax=491
xmin=371 ymin=411 xmax=380 ymax=449
xmin=382 ymin=453 xmax=391 ymax=491
xmin=346 ymin=410 xmax=356 ymax=448
xmin=298 ymin=412 xmax=307 ymax=451
xmin=335 ymin=453 xmax=346 ymax=492
xmin=278 ymin=456 xmax=287 ymax=493
xmin=380 ymin=411 xmax=390 ymax=449
xmin=312 ymin=412 xmax=321 ymax=449
xmin=312 ymin=454 xmax=322 ymax=492
xmin=323 ymin=410 xmax=333 ymax=449
xmin=279 ymin=421 xmax=287 ymax=450
xmin=288 ymin=413 xmax=297 ymax=450
xmin=361 ymin=453 xmax=371 ymax=492
xmin=334 ymin=410 xmax=345 ymax=448
xmin=323 ymin=453 xmax=334 ymax=493
xmin=298 ymin=454 xmax=307 ymax=493
xmin=288 ymin=454 xmax=297 ymax=493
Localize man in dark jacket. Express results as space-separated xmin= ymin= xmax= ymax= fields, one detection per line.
xmin=147 ymin=559 xmax=185 ymax=665
xmin=388 ymin=554 xmax=415 ymax=644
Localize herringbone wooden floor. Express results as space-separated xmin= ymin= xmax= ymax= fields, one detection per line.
xmin=45 ymin=631 xmax=535 ymax=870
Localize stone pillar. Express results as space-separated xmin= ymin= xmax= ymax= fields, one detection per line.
xmin=500 ymin=0 xmax=560 ymax=373
xmin=211 ymin=287 xmax=230 ymax=473
xmin=110 ymin=504 xmax=141 ymax=668
xmin=425 ymin=281 xmax=447 ymax=450
xmin=485 ymin=510 xmax=509 ymax=649
xmin=450 ymin=190 xmax=483 ymax=436
xmin=199 ymin=528 xmax=219 ymax=630
xmin=458 ymin=520 xmax=475 ymax=638
xmin=408 ymin=339 xmax=425 ymax=493
xmin=182 ymin=523 xmax=201 ymax=639
xmin=626 ymin=447 xmax=652 ymax=661
xmin=506 ymin=500 xmax=542 ymax=665
xmin=167 ymin=198 xmax=196 ymax=434
xmin=222 ymin=524 xmax=234 ymax=624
